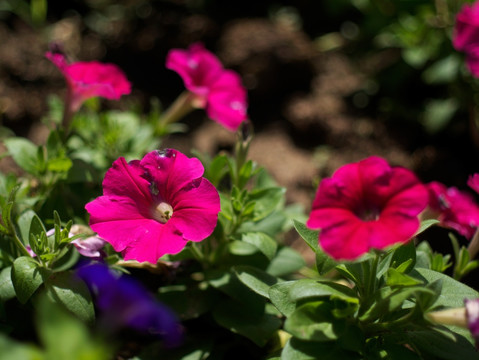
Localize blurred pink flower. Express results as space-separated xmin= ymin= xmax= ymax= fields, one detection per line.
xmin=85 ymin=149 xmax=220 ymax=263
xmin=306 ymin=156 xmax=428 ymax=260
xmin=166 ymin=43 xmax=248 ymax=131
xmin=465 ymin=298 xmax=479 ymax=347
xmin=468 ymin=173 xmax=479 ymax=194
xmin=427 ymin=181 xmax=479 ymax=239
xmin=46 ymin=51 xmax=131 ymax=112
xmin=453 ymin=1 xmax=479 ymax=77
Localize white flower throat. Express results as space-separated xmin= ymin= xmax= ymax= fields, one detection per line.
xmin=153 ymin=202 xmax=174 ymax=223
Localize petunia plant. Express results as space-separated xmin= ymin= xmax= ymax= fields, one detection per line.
xmin=3 ymin=22 xmax=479 ymax=359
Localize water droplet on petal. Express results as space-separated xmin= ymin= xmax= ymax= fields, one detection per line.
xmin=156 ymin=149 xmax=172 ymax=158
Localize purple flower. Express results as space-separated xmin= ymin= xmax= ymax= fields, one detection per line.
xmin=77 ymin=263 xmax=182 ymax=345
xmin=71 ymin=235 xmax=106 ymax=258
xmin=465 ymin=298 xmax=479 ymax=347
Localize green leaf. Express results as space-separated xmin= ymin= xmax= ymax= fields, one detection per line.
xmin=293 ymin=220 xmax=319 ymax=252
xmin=422 ymin=54 xmax=460 ymax=85
xmin=360 ymin=286 xmax=434 ymax=323
xmin=241 ymin=232 xmax=278 ymax=260
xmin=0 ymin=267 xmax=15 ymax=302
xmin=406 ymin=328 xmax=479 ymax=360
xmin=249 ymin=187 xmax=285 ymax=221
xmin=412 ymin=268 xmax=479 ymax=308
xmin=212 ymin=299 xmax=281 ymax=347
xmin=47 ymin=157 xmax=73 ymax=173
xmin=29 ymin=214 xmax=46 ymax=237
xmin=206 ymin=270 xmax=265 ymax=312
xmin=4 ymin=138 xmax=39 ymax=174
xmin=386 ymin=268 xmax=422 ymax=287
xmin=281 ymin=337 xmax=360 ymax=360
xmin=267 ymin=247 xmax=306 ymax=277
xmin=36 ymin=296 xmax=111 ymax=360
xmin=290 ymin=279 xmax=357 ymax=303
xmin=11 ymin=256 xmax=50 ymax=304
xmin=228 ymin=240 xmax=259 ymax=256
xmin=0 ymin=185 xmax=19 ymax=233
xmin=17 ymin=210 xmax=36 ymax=243
xmin=285 ymin=301 xmax=345 ymax=342
xmin=44 ymin=271 xmax=94 ymax=324
xmin=158 ymin=284 xmax=216 ymax=320
xmin=422 ymin=98 xmax=459 ymax=134
xmin=390 ymin=241 xmax=416 ymax=273
xmin=269 ymin=281 xmax=297 ymax=316
xmin=234 ymin=265 xmax=281 ymax=298
xmin=0 ymin=333 xmax=44 ymax=360
xmin=269 ymin=280 xmax=357 ymax=317
xmin=204 ymin=154 xmax=228 ymax=186
xmin=414 ymin=219 xmax=439 ymax=237
xmin=293 ymin=219 xmax=340 ymax=276
xmin=238 ymin=160 xmax=255 ymax=188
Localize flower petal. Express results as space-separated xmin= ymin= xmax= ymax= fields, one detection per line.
xmin=166 ymin=43 xmax=223 ymax=97
xmin=140 ymin=149 xmax=205 ymax=198
xmin=122 ymin=222 xmax=188 ymax=263
xmin=172 ymin=178 xmax=220 ymax=241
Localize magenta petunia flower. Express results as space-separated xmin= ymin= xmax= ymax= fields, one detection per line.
xmin=453 ymin=1 xmax=479 ymax=77
xmin=427 ymin=181 xmax=479 ymax=239
xmin=166 ymin=43 xmax=248 ymax=131
xmin=46 ymin=51 xmax=131 ymax=112
xmin=306 ymin=156 xmax=428 ymax=260
xmin=85 ymin=149 xmax=220 ymax=263
xmin=468 ymin=173 xmax=479 ymax=194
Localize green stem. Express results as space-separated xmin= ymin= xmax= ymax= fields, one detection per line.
xmin=60 ymin=89 xmax=75 ymax=141
xmin=157 ymin=91 xmax=196 ymax=129
xmin=11 ymin=231 xmax=33 ymax=258
xmin=368 ymin=253 xmax=380 ymax=296
xmin=189 ymin=242 xmax=206 ymax=263
xmin=363 ymin=305 xmax=418 ymax=335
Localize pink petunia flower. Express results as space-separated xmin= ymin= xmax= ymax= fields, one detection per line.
xmin=306 ymin=156 xmax=428 ymax=260
xmin=166 ymin=43 xmax=248 ymax=131
xmin=453 ymin=1 xmax=479 ymax=77
xmin=468 ymin=173 xmax=479 ymax=194
xmin=85 ymin=149 xmax=220 ymax=264
xmin=46 ymin=51 xmax=131 ymax=113
xmin=427 ymin=181 xmax=479 ymax=239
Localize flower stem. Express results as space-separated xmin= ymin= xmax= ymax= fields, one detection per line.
xmin=11 ymin=230 xmax=32 ymax=258
xmin=157 ymin=91 xmax=195 ymax=130
xmin=60 ymin=89 xmax=75 ymax=140
xmin=189 ymin=242 xmax=205 ymax=263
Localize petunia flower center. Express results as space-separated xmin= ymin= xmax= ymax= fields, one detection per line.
xmin=356 ymin=204 xmax=381 ymax=222
xmin=152 ymin=202 xmax=174 ymax=224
